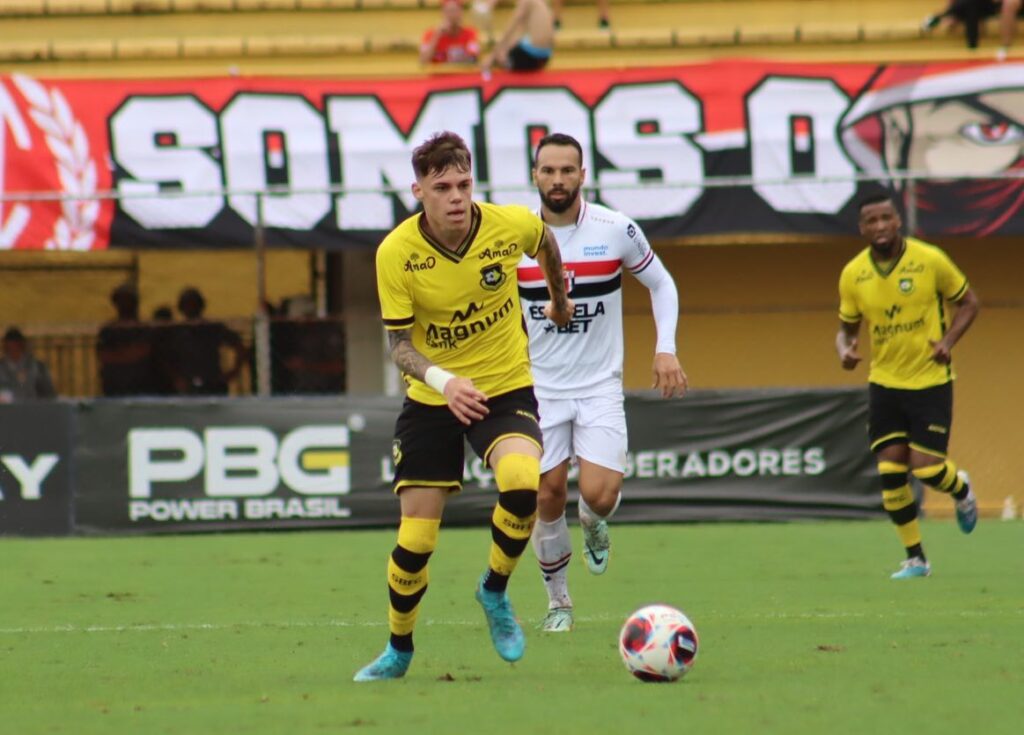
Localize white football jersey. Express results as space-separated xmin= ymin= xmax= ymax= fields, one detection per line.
xmin=518 ymin=201 xmax=659 ymax=399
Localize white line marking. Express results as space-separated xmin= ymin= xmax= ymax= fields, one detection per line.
xmin=0 ymin=609 xmax=1012 ymax=636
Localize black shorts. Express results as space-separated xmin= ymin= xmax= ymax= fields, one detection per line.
xmin=391 ymin=386 xmax=543 ymax=493
xmin=507 ymin=43 xmax=551 ymax=71
xmin=868 ymin=382 xmax=953 ymax=456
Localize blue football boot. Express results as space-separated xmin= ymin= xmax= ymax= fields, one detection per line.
xmin=475 ymin=574 xmax=525 ymax=662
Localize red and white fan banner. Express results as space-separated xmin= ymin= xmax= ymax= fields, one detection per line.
xmin=1 ymin=59 xmax=1021 ymax=250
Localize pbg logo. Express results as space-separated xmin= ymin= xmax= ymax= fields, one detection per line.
xmin=129 ymin=425 xmax=350 ymax=498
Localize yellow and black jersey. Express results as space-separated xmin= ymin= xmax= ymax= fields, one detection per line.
xmin=838 ymin=237 xmax=968 ymax=390
xmin=376 ymin=201 xmax=545 ymax=405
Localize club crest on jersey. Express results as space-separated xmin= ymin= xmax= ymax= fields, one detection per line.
xmin=480 ymin=263 xmax=506 ymax=290
xmin=563 ymin=269 xmax=576 ymax=294
xmin=899 ymin=278 xmax=915 ymax=295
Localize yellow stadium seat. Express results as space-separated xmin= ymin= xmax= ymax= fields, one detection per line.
xmin=798 ymin=22 xmax=861 ymax=44
xmin=107 ymin=0 xmax=172 ymax=12
xmin=246 ymin=34 xmax=369 ymax=56
xmin=249 ymin=0 xmax=301 ymax=9
xmin=555 ymin=28 xmax=613 ymax=50
xmin=181 ymin=35 xmax=246 ymax=57
xmin=50 ymin=38 xmax=117 ymax=60
xmin=737 ymin=24 xmax=796 ymax=45
xmin=116 ymin=37 xmax=181 ymax=58
xmin=366 ymin=34 xmax=418 ymax=53
xmin=321 ymin=34 xmax=370 ymax=53
xmin=172 ymin=0 xmax=237 ymax=11
xmin=45 ymin=0 xmax=109 ymax=13
xmin=672 ymin=26 xmax=736 ymax=48
xmin=0 ymin=40 xmax=49 ymax=62
xmin=0 ymin=2 xmax=44 ymax=17
xmin=613 ymin=28 xmax=673 ymax=48
xmin=295 ymin=0 xmax=360 ymax=10
xmin=861 ymin=19 xmax=924 ymax=42
xmin=271 ymin=34 xmax=367 ymax=54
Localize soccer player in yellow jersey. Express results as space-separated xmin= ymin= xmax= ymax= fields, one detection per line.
xmin=354 ymin=131 xmax=573 ymax=681
xmin=836 ymin=194 xmax=980 ymax=580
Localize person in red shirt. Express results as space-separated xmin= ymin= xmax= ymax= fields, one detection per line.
xmin=420 ymin=0 xmax=481 ymax=65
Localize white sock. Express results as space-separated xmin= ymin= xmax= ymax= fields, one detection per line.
xmin=578 ymin=492 xmax=621 ymax=528
xmin=531 ymin=514 xmax=573 ymax=609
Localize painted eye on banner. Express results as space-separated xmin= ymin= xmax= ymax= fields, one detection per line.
xmin=959 ymin=120 xmax=1024 ymax=146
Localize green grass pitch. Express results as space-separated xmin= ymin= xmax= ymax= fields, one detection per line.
xmin=3 ymin=520 xmax=1022 ymax=735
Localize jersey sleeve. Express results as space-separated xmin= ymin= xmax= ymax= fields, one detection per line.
xmin=510 ymin=205 xmax=544 ymax=258
xmin=375 ymin=239 xmax=414 ymax=331
xmin=619 ymin=214 xmax=656 ymax=274
xmin=838 ymin=266 xmax=860 ymax=323
xmin=933 ymin=248 xmax=969 ymax=301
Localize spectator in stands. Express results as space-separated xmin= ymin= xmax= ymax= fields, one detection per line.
xmin=550 ymin=0 xmax=610 ymax=29
xmin=152 ymin=305 xmax=173 ymax=321
xmin=923 ymin=0 xmax=1022 ymax=58
xmin=96 ymin=283 xmax=162 ymax=397
xmin=272 ymin=295 xmax=346 ymax=395
xmin=480 ymin=0 xmax=554 ymax=74
xmin=0 ymin=327 xmax=56 ymax=402
xmin=165 ymin=287 xmax=247 ymax=396
xmin=421 ymin=0 xmax=481 ymax=65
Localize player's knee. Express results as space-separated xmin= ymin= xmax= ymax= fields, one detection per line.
xmin=396 ymin=516 xmax=440 ymax=556
xmin=911 ymin=460 xmax=952 ymax=487
xmin=537 ymin=473 xmax=568 ymax=503
xmin=881 ymin=486 xmax=914 ymax=511
xmin=494 ymin=452 xmax=541 ymax=493
xmin=585 ymin=487 xmax=620 ymax=516
xmin=498 ymin=489 xmax=538 ymax=518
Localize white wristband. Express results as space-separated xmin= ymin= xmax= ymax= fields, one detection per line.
xmin=424 ymin=366 xmax=455 ymax=395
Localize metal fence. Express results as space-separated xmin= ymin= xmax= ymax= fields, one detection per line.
xmin=26 ymin=316 xmax=345 ymax=399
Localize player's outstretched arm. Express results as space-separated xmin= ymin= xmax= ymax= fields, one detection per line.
xmin=835 ymin=320 xmax=862 ymax=370
xmin=536 ymin=225 xmax=574 ymax=327
xmin=930 ymin=287 xmax=980 ymax=364
xmin=387 ymin=328 xmax=488 ymax=425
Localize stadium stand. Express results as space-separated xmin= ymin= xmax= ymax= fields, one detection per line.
xmin=0 ymin=0 xmax=1016 ymax=75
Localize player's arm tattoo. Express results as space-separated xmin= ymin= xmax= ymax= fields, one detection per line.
xmin=537 ymin=226 xmax=570 ymax=310
xmin=387 ymin=328 xmax=433 ymax=381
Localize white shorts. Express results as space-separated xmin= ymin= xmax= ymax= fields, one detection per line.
xmin=537 ymin=394 xmax=628 ymax=474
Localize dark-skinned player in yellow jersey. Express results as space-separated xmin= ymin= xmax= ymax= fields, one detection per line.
xmin=355 ymin=132 xmax=573 ymax=681
xmin=836 ymin=194 xmax=980 ymax=579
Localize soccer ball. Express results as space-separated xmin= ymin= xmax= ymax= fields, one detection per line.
xmin=618 ymin=604 xmax=699 ymax=682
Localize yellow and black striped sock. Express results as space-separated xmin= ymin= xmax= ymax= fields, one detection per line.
xmin=484 ymin=453 xmax=539 ymax=593
xmin=386 ymin=516 xmax=440 ymax=652
xmin=912 ymin=459 xmax=969 ymax=501
xmin=879 ymin=461 xmax=924 ymax=560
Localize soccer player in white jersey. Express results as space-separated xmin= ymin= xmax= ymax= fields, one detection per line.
xmin=518 ymin=133 xmax=688 ymax=632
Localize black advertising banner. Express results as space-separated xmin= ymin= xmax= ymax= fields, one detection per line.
xmin=73 ymin=397 xmax=403 ymax=533
xmin=2 ymin=61 xmax=1023 ymax=252
xmin=66 ymin=388 xmax=876 ymax=535
xmin=0 ymin=403 xmax=74 ymax=536
xmin=617 ymin=388 xmax=877 ymax=521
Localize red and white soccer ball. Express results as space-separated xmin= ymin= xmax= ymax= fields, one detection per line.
xmin=618 ymin=604 xmax=699 ymax=682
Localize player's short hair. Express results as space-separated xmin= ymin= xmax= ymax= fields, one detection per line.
xmin=533 ymin=133 xmax=583 ymax=167
xmin=857 ymin=193 xmax=897 ymax=214
xmin=411 ymin=132 xmax=472 ymax=180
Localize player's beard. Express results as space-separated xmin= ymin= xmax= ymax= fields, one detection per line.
xmin=540 ymin=185 xmax=580 ymax=214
